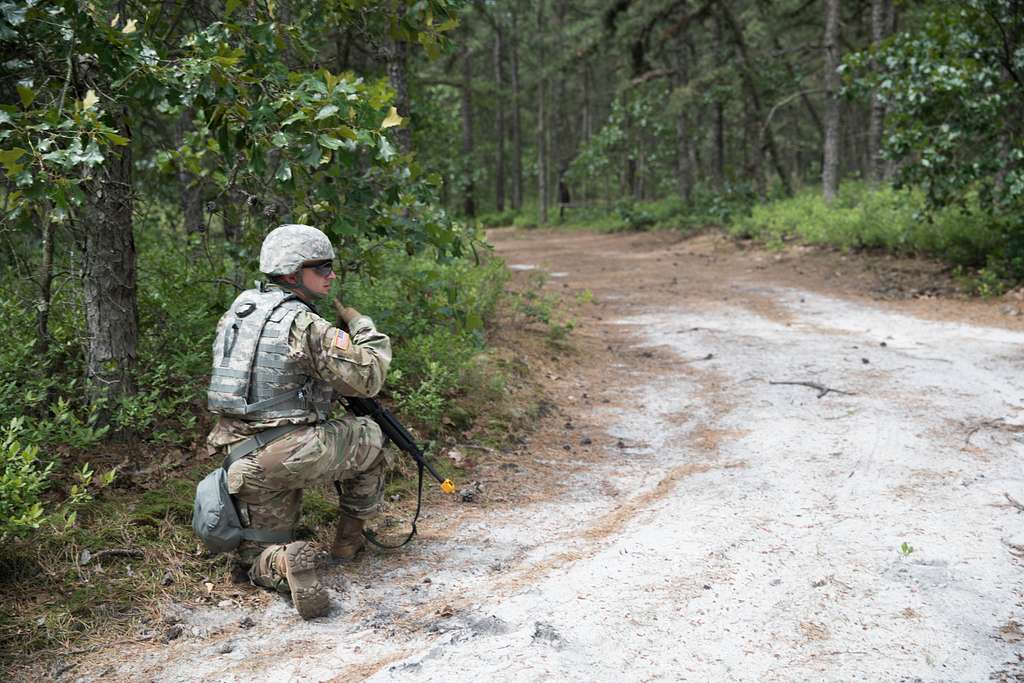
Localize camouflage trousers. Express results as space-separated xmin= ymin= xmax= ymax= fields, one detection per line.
xmin=225 ymin=415 xmax=387 ymax=590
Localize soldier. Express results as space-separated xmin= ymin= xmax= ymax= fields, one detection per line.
xmin=205 ymin=224 xmax=392 ymax=619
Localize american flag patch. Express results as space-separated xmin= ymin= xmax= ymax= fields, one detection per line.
xmin=334 ymin=329 xmax=351 ymax=351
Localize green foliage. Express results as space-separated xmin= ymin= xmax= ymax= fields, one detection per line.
xmin=844 ymin=0 xmax=1023 ymax=217
xmin=507 ymin=271 xmax=576 ymax=344
xmin=0 ymin=417 xmax=113 ymax=543
xmin=339 ymin=243 xmax=508 ymax=431
xmin=732 ymin=182 xmax=1005 ymax=265
xmin=1 ymin=1 xmax=465 ymax=270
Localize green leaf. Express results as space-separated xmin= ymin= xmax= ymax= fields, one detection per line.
xmin=275 ymin=164 xmax=292 ymax=181
xmin=103 ymin=131 xmax=129 ymax=145
xmin=271 ymin=132 xmax=288 ymax=148
xmin=0 ymin=109 xmax=12 ymax=125
xmin=16 ymin=85 xmax=34 ymax=108
xmin=225 ymin=0 xmax=242 ymax=16
xmin=315 ymin=104 xmax=339 ymax=121
xmin=0 ymin=147 xmax=27 ymax=176
xmin=317 ymin=134 xmax=343 ymax=150
xmin=282 ymin=111 xmax=307 ymax=127
xmin=1 ymin=3 xmax=27 ymax=26
xmin=377 ymin=136 xmax=395 ymax=162
xmin=81 ymin=140 xmax=104 ymax=166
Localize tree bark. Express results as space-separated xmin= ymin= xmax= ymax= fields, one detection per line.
xmin=34 ymin=207 xmax=55 ymax=355
xmin=385 ymin=8 xmax=413 ymax=155
xmin=536 ymin=0 xmax=549 ymax=225
xmin=80 ymin=106 xmax=139 ymax=404
xmin=460 ymin=45 xmax=476 ymax=217
xmin=493 ymin=21 xmax=506 ymax=212
xmin=176 ymin=109 xmax=204 ymax=234
xmin=822 ymin=0 xmax=842 ymax=201
xmin=868 ymin=0 xmax=890 ymax=183
xmin=712 ymin=11 xmax=726 ymax=191
xmin=510 ymin=8 xmax=524 ymax=211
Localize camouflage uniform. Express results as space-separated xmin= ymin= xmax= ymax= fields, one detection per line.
xmin=206 ymin=290 xmax=392 ymax=591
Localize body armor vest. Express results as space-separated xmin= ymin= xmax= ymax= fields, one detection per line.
xmin=207 ymin=286 xmax=332 ymax=422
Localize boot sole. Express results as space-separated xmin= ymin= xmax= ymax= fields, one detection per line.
xmin=284 ymin=542 xmax=329 ymax=619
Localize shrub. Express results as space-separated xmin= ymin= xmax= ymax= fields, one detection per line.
xmin=732 ymin=182 xmax=1004 ymax=266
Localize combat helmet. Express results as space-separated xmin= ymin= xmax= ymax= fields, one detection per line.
xmin=259 ymin=224 xmax=335 ymax=276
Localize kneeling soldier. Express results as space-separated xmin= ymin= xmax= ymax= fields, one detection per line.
xmin=206 ymin=224 xmax=391 ymax=618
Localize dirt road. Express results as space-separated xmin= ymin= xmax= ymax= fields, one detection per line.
xmin=70 ymin=228 xmax=1024 ymax=682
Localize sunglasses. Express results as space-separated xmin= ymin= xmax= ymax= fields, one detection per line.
xmin=305 ymin=261 xmax=334 ymax=277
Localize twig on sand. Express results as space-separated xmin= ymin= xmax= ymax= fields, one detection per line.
xmin=964 ymin=418 xmax=1024 ymax=445
xmin=769 ymin=380 xmax=854 ymax=399
xmin=1005 ymin=492 xmax=1024 ymax=513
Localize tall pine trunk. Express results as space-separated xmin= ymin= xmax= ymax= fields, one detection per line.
xmin=536 ymin=0 xmax=549 ymax=225
xmin=510 ymin=10 xmax=524 ymax=211
xmin=712 ymin=12 xmax=726 ymax=191
xmin=822 ymin=0 xmax=842 ymax=201
xmin=176 ymin=109 xmax=203 ymax=234
xmin=493 ymin=23 xmax=506 ymax=212
xmin=460 ymin=45 xmax=476 ymax=217
xmin=868 ymin=0 xmax=891 ymax=183
xmin=386 ymin=8 xmax=413 ymax=155
xmin=80 ymin=106 xmax=139 ymax=406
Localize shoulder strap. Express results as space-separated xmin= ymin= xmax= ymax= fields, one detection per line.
xmin=222 ymin=423 xmax=303 ymax=471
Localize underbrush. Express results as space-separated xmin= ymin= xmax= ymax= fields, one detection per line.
xmin=478 ymin=185 xmax=757 ymax=234
xmin=731 ymin=182 xmax=1023 ymax=293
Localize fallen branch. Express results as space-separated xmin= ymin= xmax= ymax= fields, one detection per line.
xmin=83 ymin=548 xmax=144 ymax=565
xmin=965 ymin=417 xmax=1024 ymax=445
xmin=1005 ymin=492 xmax=1024 ymax=513
xmin=769 ymin=380 xmax=854 ymax=398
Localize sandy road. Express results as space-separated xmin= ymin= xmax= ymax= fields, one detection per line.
xmin=68 ymin=229 xmax=1024 ymax=682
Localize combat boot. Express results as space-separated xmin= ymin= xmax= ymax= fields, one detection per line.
xmin=331 ymin=515 xmax=366 ymax=561
xmin=274 ymin=541 xmax=329 ymax=619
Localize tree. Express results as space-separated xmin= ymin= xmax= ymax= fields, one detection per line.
xmin=822 ymin=0 xmax=842 ymax=201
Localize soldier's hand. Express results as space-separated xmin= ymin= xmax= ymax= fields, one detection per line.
xmin=332 ymin=298 xmax=362 ymax=326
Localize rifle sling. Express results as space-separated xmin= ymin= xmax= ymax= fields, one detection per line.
xmin=334 ymin=459 xmax=424 ymax=550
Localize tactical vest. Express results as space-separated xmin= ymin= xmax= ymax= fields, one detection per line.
xmin=207 ymin=286 xmax=332 ymax=422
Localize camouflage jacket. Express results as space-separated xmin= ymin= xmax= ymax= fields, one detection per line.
xmin=206 ymin=285 xmax=391 ymax=451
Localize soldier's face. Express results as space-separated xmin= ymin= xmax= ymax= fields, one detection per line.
xmin=299 ymin=261 xmax=336 ymax=299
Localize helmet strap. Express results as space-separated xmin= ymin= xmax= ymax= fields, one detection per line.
xmin=282 ymin=269 xmax=324 ymax=302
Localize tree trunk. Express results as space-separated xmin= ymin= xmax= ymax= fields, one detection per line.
xmin=536 ymin=0 xmax=549 ymax=225
xmin=176 ymin=109 xmax=204 ymax=235
xmin=386 ymin=8 xmax=413 ymax=155
xmin=712 ymin=12 xmax=726 ymax=191
xmin=868 ymin=0 xmax=890 ymax=183
xmin=582 ymin=62 xmax=593 ymax=201
xmin=493 ymin=23 xmax=506 ymax=212
xmin=510 ymin=9 xmax=524 ymax=211
xmin=80 ymin=107 xmax=139 ymax=405
xmin=34 ymin=207 xmax=55 ymax=355
xmin=822 ymin=0 xmax=841 ymax=202
xmin=460 ymin=45 xmax=476 ymax=217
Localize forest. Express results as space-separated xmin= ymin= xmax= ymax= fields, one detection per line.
xmin=1 ymin=0 xmax=1022 ymax=662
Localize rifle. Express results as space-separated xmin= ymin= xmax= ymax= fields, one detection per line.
xmin=330 ymin=298 xmax=455 ymax=549
xmin=346 ymin=395 xmax=455 ymax=495
xmin=336 ymin=397 xmax=454 ymax=549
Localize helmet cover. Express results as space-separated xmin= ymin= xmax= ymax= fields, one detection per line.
xmin=259 ymin=224 xmax=335 ymax=276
